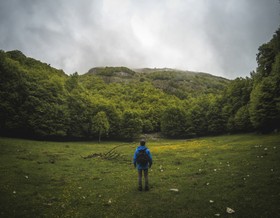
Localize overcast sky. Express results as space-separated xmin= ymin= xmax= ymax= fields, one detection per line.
xmin=0 ymin=0 xmax=279 ymax=79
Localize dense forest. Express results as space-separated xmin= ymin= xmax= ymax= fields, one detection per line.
xmin=0 ymin=29 xmax=279 ymax=141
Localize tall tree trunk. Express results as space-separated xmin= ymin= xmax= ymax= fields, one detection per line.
xmin=98 ymin=131 xmax=101 ymax=143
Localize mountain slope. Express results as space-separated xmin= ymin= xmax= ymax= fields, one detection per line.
xmin=84 ymin=67 xmax=230 ymax=99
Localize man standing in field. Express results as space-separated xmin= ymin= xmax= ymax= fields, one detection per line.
xmin=133 ymin=139 xmax=153 ymax=191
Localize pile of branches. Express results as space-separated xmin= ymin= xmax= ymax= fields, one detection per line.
xmin=82 ymin=144 xmax=125 ymax=160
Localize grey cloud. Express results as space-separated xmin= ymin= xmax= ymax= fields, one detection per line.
xmin=0 ymin=0 xmax=279 ymax=79
xmin=201 ymin=0 xmax=280 ymax=77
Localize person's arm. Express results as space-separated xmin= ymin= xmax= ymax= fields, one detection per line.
xmin=133 ymin=149 xmax=138 ymax=167
xmin=147 ymin=149 xmax=153 ymax=167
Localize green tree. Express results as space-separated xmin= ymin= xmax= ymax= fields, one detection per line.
xmin=93 ymin=111 xmax=110 ymax=143
xmin=0 ymin=50 xmax=70 ymax=139
xmin=207 ymin=98 xmax=227 ymax=135
xmin=234 ymin=105 xmax=252 ymax=132
xmin=67 ymin=92 xmax=95 ymax=138
xmin=65 ymin=72 xmax=79 ymax=92
xmin=254 ymin=29 xmax=280 ymax=82
xmin=188 ymin=96 xmax=209 ymax=136
xmin=0 ymin=52 xmax=29 ymax=135
xmin=93 ymin=102 xmax=121 ymax=139
xmin=161 ymin=106 xmax=194 ymax=138
xmin=249 ymin=29 xmax=280 ymax=132
xmin=221 ymin=77 xmax=253 ymax=133
xmin=249 ymin=76 xmax=280 ymax=132
xmin=120 ymin=111 xmax=142 ymax=141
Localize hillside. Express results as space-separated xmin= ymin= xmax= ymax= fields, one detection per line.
xmin=0 ymin=28 xmax=279 ymax=140
xmin=2 ymin=50 xmax=232 ymax=140
xmin=85 ymin=67 xmax=230 ymax=99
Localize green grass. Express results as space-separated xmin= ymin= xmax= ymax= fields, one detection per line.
xmin=0 ymin=133 xmax=280 ymax=217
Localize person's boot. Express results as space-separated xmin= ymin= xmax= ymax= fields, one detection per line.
xmin=145 ymin=181 xmax=149 ymax=191
xmin=138 ymin=185 xmax=142 ymax=191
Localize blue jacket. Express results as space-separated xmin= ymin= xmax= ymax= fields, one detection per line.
xmin=133 ymin=145 xmax=153 ymax=170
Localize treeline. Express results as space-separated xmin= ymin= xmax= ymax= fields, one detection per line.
xmin=0 ymin=29 xmax=279 ymax=140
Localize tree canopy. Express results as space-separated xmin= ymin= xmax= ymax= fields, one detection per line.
xmin=0 ymin=28 xmax=279 ymax=140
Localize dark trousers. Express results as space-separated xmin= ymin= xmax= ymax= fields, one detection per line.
xmin=138 ymin=169 xmax=148 ymax=188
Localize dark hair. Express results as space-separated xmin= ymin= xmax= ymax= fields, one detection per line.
xmin=140 ymin=139 xmax=146 ymax=146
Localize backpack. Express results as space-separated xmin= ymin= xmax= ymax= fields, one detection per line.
xmin=136 ymin=148 xmax=150 ymax=165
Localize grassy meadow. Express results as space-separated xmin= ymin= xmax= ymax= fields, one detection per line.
xmin=0 ymin=133 xmax=280 ymax=217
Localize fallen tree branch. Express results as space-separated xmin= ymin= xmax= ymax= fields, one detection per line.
xmin=82 ymin=153 xmax=101 ymax=159
xmin=82 ymin=143 xmax=130 ymax=160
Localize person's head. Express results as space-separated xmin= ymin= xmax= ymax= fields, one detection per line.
xmin=140 ymin=139 xmax=146 ymax=146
